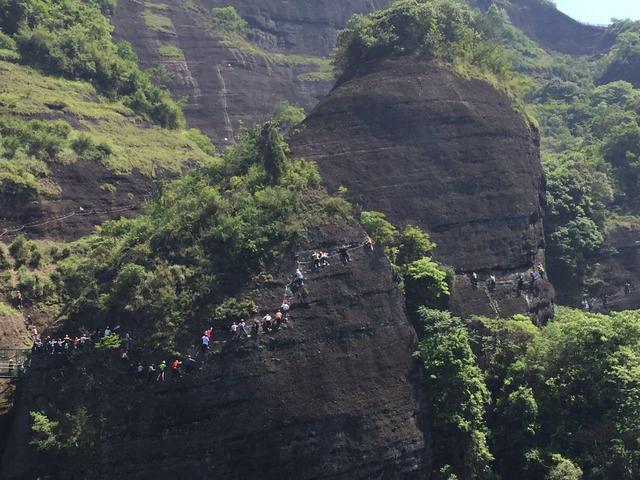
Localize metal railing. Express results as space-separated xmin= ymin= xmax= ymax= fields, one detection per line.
xmin=0 ymin=349 xmax=31 ymax=378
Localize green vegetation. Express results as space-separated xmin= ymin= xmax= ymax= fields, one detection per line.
xmin=206 ymin=6 xmax=333 ymax=83
xmin=0 ymin=0 xmax=183 ymax=128
xmin=30 ymin=408 xmax=96 ymax=454
xmin=210 ymin=6 xmax=247 ymax=34
xmin=416 ymin=307 xmax=640 ymax=480
xmin=95 ymin=333 xmax=122 ymax=350
xmin=158 ymin=44 xmax=185 ymax=61
xmin=52 ymin=125 xmax=343 ymax=351
xmin=360 ymin=211 xmax=452 ymax=314
xmin=334 ymin=0 xmax=510 ymax=88
xmin=143 ymin=9 xmax=174 ymax=35
xmin=0 ymin=59 xmax=213 ymax=200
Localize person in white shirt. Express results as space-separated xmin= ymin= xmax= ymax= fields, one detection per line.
xmin=201 ymin=334 xmax=210 ymax=355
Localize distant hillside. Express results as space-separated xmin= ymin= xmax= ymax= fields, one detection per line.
xmin=474 ymin=0 xmax=615 ymax=54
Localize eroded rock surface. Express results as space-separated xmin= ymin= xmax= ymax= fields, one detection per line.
xmin=112 ymin=0 xmax=391 ymax=145
xmin=1 ymin=223 xmax=430 ymax=479
xmin=293 ymin=58 xmax=554 ymax=319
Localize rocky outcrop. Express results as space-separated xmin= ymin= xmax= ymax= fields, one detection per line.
xmin=111 ymin=0 xmax=391 ymax=145
xmin=474 ymin=0 xmax=614 ymax=55
xmin=112 ymin=0 xmax=388 ymax=145
xmin=0 ymin=160 xmax=149 ymax=242
xmin=293 ymin=58 xmax=554 ymax=320
xmin=1 ymin=222 xmax=431 ymax=479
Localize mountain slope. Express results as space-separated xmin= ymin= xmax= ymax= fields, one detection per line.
xmin=293 ymin=57 xmax=553 ymax=320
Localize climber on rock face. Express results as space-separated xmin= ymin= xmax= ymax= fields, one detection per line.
xmin=172 ymin=358 xmax=182 ymax=378
xmin=364 ymin=235 xmax=374 ymax=251
xmin=340 ymin=245 xmax=351 ymax=265
xmin=321 ymin=251 xmax=330 ymax=267
xmin=147 ymin=364 xmax=156 ymax=382
xmin=517 ymin=274 xmax=525 ymax=296
xmin=201 ymin=333 xmax=210 ymax=354
xmin=471 ymin=272 xmax=478 ymax=288
xmin=281 ymin=302 xmax=290 ymax=321
xmin=157 ymin=361 xmax=167 ymax=382
xmin=294 ymin=268 xmax=304 ymax=288
xmin=239 ymin=319 xmax=250 ymax=338
xmin=275 ymin=309 xmax=283 ymax=328
xmin=488 ymin=274 xmax=497 ymax=292
xmin=184 ymin=355 xmax=196 ymax=373
xmin=537 ymin=263 xmax=546 ymax=279
xmin=251 ymin=319 xmax=260 ymax=338
xmin=262 ymin=314 xmax=273 ymax=333
xmin=312 ymin=251 xmax=321 ymax=269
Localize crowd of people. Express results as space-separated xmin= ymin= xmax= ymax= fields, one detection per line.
xmin=469 ymin=263 xmax=547 ymax=296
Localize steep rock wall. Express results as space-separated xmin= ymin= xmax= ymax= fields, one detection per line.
xmin=1 ymin=222 xmax=430 ymax=479
xmin=474 ymin=0 xmax=614 ymax=55
xmin=293 ymin=58 xmax=554 ymax=320
xmin=111 ymin=0 xmax=391 ymax=145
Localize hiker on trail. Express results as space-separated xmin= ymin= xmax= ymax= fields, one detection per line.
xmin=231 ymin=321 xmax=239 ymax=338
xmin=321 ymin=251 xmax=330 ymax=267
xmin=364 ymin=235 xmax=374 ymax=252
xmin=157 ymin=361 xmax=167 ymax=382
xmin=262 ymin=314 xmax=273 ymax=333
xmin=339 ymin=245 xmax=351 ymax=265
xmin=147 ymin=364 xmax=156 ymax=382
xmin=517 ymin=274 xmax=525 ymax=296
xmin=537 ymin=263 xmax=546 ymax=279
xmin=201 ymin=334 xmax=210 ymax=355
xmin=137 ymin=363 xmax=144 ymax=380
xmin=104 ymin=326 xmax=112 ymax=337
xmin=294 ymin=268 xmax=304 ymax=287
xmin=172 ymin=359 xmax=182 ymax=378
xmin=281 ymin=302 xmax=290 ymax=321
xmin=251 ymin=319 xmax=260 ymax=338
xmin=121 ymin=351 xmax=129 ymax=364
xmin=239 ymin=319 xmax=250 ymax=338
xmin=204 ymin=327 xmax=212 ymax=339
xmin=582 ymin=298 xmax=590 ymax=311
xmin=184 ymin=355 xmax=196 ymax=373
xmin=312 ymin=251 xmax=321 ymax=269
xmin=471 ymin=272 xmax=478 ymax=288
xmin=530 ymin=271 xmax=538 ymax=287
xmin=625 ymin=281 xmax=633 ymax=295
xmin=488 ymin=274 xmax=497 ymax=292
xmin=275 ymin=309 xmax=284 ymax=329
xmin=124 ymin=333 xmax=132 ymax=350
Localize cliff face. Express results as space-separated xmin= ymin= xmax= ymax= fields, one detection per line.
xmin=474 ymin=0 xmax=614 ymax=55
xmin=293 ymin=59 xmax=554 ymax=320
xmin=1 ymin=222 xmax=430 ymax=479
xmin=111 ymin=0 xmax=391 ymax=145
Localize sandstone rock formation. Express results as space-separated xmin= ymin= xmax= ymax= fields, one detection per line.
xmin=293 ymin=58 xmax=554 ymax=320
xmin=473 ymin=0 xmax=614 ymax=55
xmin=1 ymin=222 xmax=431 ymax=479
xmin=112 ymin=0 xmax=391 ymax=145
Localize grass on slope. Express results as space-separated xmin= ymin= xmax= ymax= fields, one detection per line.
xmin=0 ymin=60 xmax=212 ymax=179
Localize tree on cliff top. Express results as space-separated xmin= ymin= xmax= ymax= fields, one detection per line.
xmin=333 ymin=0 xmax=510 ymax=79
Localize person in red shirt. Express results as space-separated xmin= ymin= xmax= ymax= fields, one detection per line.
xmin=172 ymin=358 xmax=183 ymax=378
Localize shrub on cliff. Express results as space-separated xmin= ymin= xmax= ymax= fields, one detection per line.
xmin=334 ymin=0 xmax=510 ymax=79
xmin=210 ymin=6 xmax=248 ymax=34
xmin=0 ymin=0 xmax=183 ymax=128
xmin=54 ymin=125 xmax=340 ymax=351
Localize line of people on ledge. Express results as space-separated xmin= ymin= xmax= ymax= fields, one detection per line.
xmin=469 ymin=263 xmax=547 ymax=294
